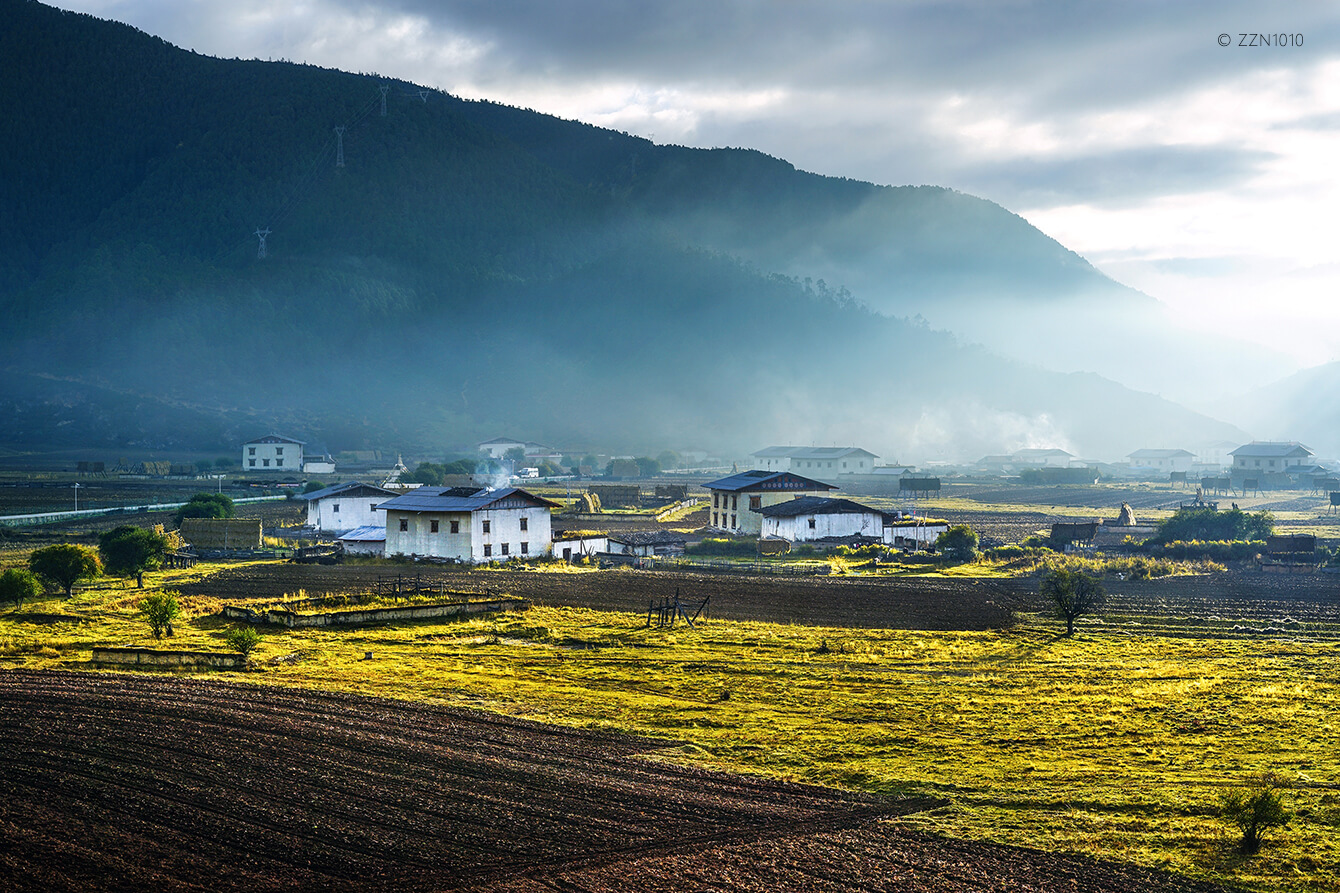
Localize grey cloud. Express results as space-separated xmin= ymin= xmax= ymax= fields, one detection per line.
xmin=952 ymin=145 xmax=1277 ymax=209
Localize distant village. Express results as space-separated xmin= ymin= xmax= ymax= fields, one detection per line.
xmin=195 ymin=434 xmax=1338 ymax=565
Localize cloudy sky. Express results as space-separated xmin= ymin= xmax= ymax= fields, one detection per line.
xmin=55 ymin=0 xmax=1340 ymax=367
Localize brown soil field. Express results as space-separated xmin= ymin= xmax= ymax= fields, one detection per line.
xmin=175 ymin=563 xmax=1024 ymax=630
xmin=0 ymin=670 xmax=1230 ymax=893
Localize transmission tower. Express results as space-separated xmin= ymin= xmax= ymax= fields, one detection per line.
xmin=254 ymin=227 xmax=271 ymax=259
xmin=335 ymin=126 xmax=346 ymax=167
xmin=380 ymin=84 xmax=389 ymax=116
xmin=417 ymin=90 xmax=429 ymax=103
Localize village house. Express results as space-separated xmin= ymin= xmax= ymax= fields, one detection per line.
xmin=756 ymin=496 xmax=886 ymax=542
xmin=379 ymin=486 xmax=558 ymax=562
xmin=242 ymin=435 xmax=304 ymax=471
xmin=1127 ymin=449 xmax=1195 ymax=474
xmin=703 ymin=470 xmax=837 ymax=535
xmin=300 ymin=481 xmax=398 ymax=535
xmin=751 ymin=446 xmax=878 ymax=479
xmin=609 ymin=530 xmax=691 ymax=558
xmin=336 ymin=525 xmax=386 ymax=556
xmin=1230 ymin=442 xmax=1314 ymax=473
xmin=1010 ymin=448 xmax=1075 ymax=467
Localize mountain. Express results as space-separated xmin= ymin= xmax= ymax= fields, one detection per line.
xmin=0 ymin=0 xmax=1248 ymax=461
xmin=1221 ymin=362 xmax=1340 ymax=459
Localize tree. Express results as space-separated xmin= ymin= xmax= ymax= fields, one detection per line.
xmin=0 ymin=568 xmax=44 ymax=607
xmin=225 ymin=625 xmax=261 ymax=656
xmin=1221 ymin=772 xmax=1291 ymax=854
xmin=504 ymin=446 xmax=527 ymax=466
xmin=657 ymin=450 xmax=681 ymax=470
xmin=1039 ymin=566 xmax=1106 ymax=635
xmin=934 ymin=525 xmax=979 ymax=563
xmin=29 ymin=544 xmax=101 ymax=598
xmin=99 ymin=524 xmax=170 ymax=588
xmin=634 ymin=456 xmax=662 ymax=477
xmin=139 ymin=591 xmax=181 ymax=639
xmin=172 ymin=492 xmax=235 ymax=527
xmin=213 ymin=456 xmax=233 ymax=469
xmin=1154 ymin=506 xmax=1274 ymax=544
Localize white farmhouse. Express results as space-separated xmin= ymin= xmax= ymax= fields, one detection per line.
xmin=478 ymin=437 xmax=526 ymax=460
xmin=300 ymin=481 xmax=398 ymax=535
xmin=379 ymin=486 xmax=558 ymax=562
xmin=756 ymin=496 xmax=886 ymax=542
xmin=1127 ymin=449 xmax=1195 ymax=474
xmin=703 ymin=470 xmax=837 ymax=535
xmin=243 ymin=435 xmax=304 ymax=471
xmin=751 ymin=446 xmax=878 ymax=478
xmin=1011 ymin=448 xmax=1074 ymax=467
xmin=1230 ymin=442 xmax=1314 ymax=473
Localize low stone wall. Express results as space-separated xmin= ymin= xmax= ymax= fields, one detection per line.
xmin=222 ymin=597 xmax=528 ymax=629
xmin=92 ymin=647 xmax=247 ymax=670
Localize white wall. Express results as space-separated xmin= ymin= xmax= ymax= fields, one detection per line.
xmin=707 ymin=487 xmax=831 ymax=534
xmin=244 ymin=441 xmax=303 ymax=472
xmin=308 ymin=492 xmax=386 ymax=534
xmin=884 ymin=521 xmax=949 ymax=548
xmin=762 ymin=510 xmax=884 ymax=541
xmin=385 ymin=506 xmax=551 ymax=562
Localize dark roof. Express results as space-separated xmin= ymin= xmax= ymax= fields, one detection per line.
xmin=337 ymin=525 xmax=386 ymax=543
xmin=299 ymin=481 xmax=398 ymax=502
xmin=245 ymin=434 xmax=305 ymax=445
xmin=377 ymin=486 xmax=559 ymax=513
xmin=703 ymin=470 xmax=838 ymax=493
xmin=1230 ymin=441 xmax=1313 ymax=458
xmin=609 ymin=530 xmax=690 ymax=546
xmin=755 ymin=496 xmax=880 ymax=518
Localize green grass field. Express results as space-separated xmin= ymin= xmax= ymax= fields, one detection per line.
xmin=2 ymin=558 xmax=1338 ymax=891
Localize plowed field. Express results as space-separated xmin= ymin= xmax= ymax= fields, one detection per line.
xmin=174 ymin=563 xmax=1024 ymax=630
xmin=0 ymin=670 xmax=1229 ymax=892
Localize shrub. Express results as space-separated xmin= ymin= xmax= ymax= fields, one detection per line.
xmin=225 ymin=626 xmax=261 ymax=655
xmin=1221 ymin=772 xmax=1291 ymax=854
xmin=139 ymin=591 xmax=181 ymax=639
xmin=934 ymin=526 xmax=979 ymax=563
xmin=173 ymin=492 xmax=235 ymax=527
xmin=1154 ymin=506 xmax=1273 ymax=544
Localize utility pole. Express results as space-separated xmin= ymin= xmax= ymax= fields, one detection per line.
xmin=380 ymin=84 xmax=389 ymax=116
xmin=334 ymin=126 xmax=345 ymax=167
xmin=73 ymin=482 xmax=80 ymax=512
xmin=254 ymin=227 xmax=271 ymax=259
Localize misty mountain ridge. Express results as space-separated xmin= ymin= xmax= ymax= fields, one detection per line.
xmin=0 ymin=0 xmax=1258 ymax=461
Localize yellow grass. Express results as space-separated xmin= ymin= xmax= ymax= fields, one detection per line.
xmin=1 ymin=564 xmax=1338 ymax=891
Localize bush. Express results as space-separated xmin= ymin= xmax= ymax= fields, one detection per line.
xmin=934 ymin=525 xmax=979 ymax=563
xmin=225 ymin=626 xmax=261 ymax=655
xmin=1221 ymin=772 xmax=1291 ymax=854
xmin=138 ymin=591 xmax=181 ymax=639
xmin=1154 ymin=506 xmax=1273 ymax=544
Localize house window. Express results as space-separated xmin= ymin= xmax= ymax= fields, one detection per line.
xmin=713 ymin=512 xmax=718 ymax=526
xmin=1255 ymin=460 xmax=1261 ymax=467
xmin=430 ymin=519 xmax=439 ymax=533
xmin=263 ymin=459 xmax=270 ymax=467
xmin=730 ymin=514 xmax=736 ymax=527
xmin=809 ymin=519 xmax=816 ymax=529
xmin=482 ymin=520 xmax=491 ymax=534
xmin=370 ymin=504 xmax=378 ymax=512
xmin=248 ymin=459 xmax=256 ymax=467
xmin=520 ymin=517 xmax=528 ymax=531
xmin=750 ymin=496 xmax=761 ymax=511
xmin=333 ymin=504 xmax=340 ymax=513
xmin=1269 ymin=460 xmax=1276 ymax=467
xmin=484 ymin=544 xmax=492 ymax=557
xmin=501 ymin=543 xmax=509 ymax=555
xmin=276 ymin=459 xmax=283 ymax=467
xmin=521 ymin=542 xmax=528 ymax=554
xmin=714 ymin=493 xmax=720 ymax=508
xmin=276 ymin=447 xmax=283 ymax=456
xmin=450 ymin=520 xmax=459 ymax=533
xmin=248 ymin=447 xmax=256 ymax=456
xmin=399 ymin=518 xmax=408 ymax=531
xmin=731 ymin=495 xmax=738 ymax=510
xmin=842 ymin=462 xmax=846 ymax=469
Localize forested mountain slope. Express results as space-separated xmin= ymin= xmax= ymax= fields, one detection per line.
xmin=0 ymin=0 xmax=1246 ymax=458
